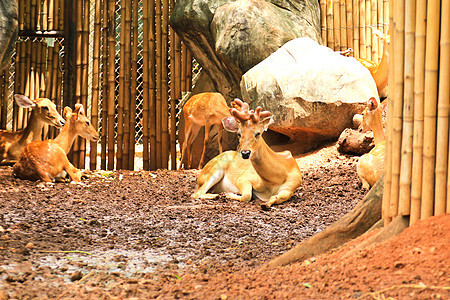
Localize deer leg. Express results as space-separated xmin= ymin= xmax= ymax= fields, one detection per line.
xmin=180 ymin=118 xmax=193 ymax=169
xmin=217 ymin=124 xmax=224 ymax=154
xmin=64 ymin=161 xmax=82 ymax=182
xmin=191 ymin=167 xmax=225 ymax=199
xmin=225 ymin=180 xmax=253 ymax=202
xmin=198 ymin=122 xmax=212 ymax=169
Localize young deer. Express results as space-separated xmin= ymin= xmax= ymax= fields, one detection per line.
xmin=357 ymin=28 xmax=390 ymax=98
xmin=13 ymin=104 xmax=99 ymax=182
xmin=0 ymin=94 xmax=66 ymax=165
xmin=192 ymin=99 xmax=303 ymax=208
xmin=357 ymin=97 xmax=385 ymax=189
xmin=180 ymin=92 xmax=232 ymax=169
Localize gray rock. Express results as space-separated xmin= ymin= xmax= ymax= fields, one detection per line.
xmin=0 ymin=0 xmax=18 ymax=71
xmin=170 ymin=0 xmax=321 ymax=101
xmin=241 ymin=37 xmax=379 ymax=151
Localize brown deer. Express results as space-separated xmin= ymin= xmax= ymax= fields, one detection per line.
xmin=0 ymin=94 xmax=66 ymax=165
xmin=180 ymin=92 xmax=233 ymax=169
xmin=13 ymin=104 xmax=99 ymax=182
xmin=192 ymin=99 xmax=303 ymax=209
xmin=357 ymin=28 xmax=390 ymax=98
xmin=357 ymin=97 xmax=385 ymax=189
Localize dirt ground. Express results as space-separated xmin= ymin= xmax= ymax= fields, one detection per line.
xmin=0 ymin=143 xmax=448 ymax=299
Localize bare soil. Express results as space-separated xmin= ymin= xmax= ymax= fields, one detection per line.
xmin=0 ymin=144 xmax=448 ymax=299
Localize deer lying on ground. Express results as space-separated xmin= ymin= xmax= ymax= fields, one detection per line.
xmin=357 ymin=97 xmax=385 ymax=189
xmin=13 ymin=104 xmax=99 ymax=182
xmin=357 ymin=28 xmax=390 ymax=98
xmin=180 ymin=92 xmax=233 ymax=169
xmin=0 ymin=94 xmax=66 ymax=165
xmin=191 ymin=99 xmax=303 ymax=209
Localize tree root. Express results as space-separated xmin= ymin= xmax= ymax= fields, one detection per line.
xmin=267 ymin=175 xmax=384 ymax=268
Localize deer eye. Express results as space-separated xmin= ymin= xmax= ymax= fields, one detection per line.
xmin=237 ymin=133 xmax=242 ymax=139
xmin=42 ymin=106 xmax=49 ymax=111
xmin=85 ymin=121 xmax=90 ymax=126
xmin=255 ymin=132 xmax=261 ymax=138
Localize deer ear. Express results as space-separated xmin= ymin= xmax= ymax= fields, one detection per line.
xmin=63 ymin=107 xmax=72 ymax=119
xmin=367 ymin=97 xmax=378 ymax=111
xmin=222 ymin=116 xmax=239 ymax=133
xmin=261 ymin=116 xmax=273 ymax=132
xmin=14 ymin=94 xmax=36 ymax=108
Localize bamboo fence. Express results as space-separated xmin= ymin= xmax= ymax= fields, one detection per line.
xmin=383 ymin=0 xmax=449 ymax=225
xmin=3 ymin=1 xmax=448 ymax=224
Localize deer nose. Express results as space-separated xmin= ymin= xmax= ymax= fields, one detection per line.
xmin=241 ymin=150 xmax=251 ymax=159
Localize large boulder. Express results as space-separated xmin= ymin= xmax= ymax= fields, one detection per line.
xmin=0 ymin=0 xmax=18 ymax=71
xmin=241 ymin=37 xmax=379 ymax=152
xmin=170 ymin=0 xmax=321 ymax=101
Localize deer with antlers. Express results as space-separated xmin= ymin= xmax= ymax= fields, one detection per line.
xmin=191 ymin=99 xmax=303 ymax=209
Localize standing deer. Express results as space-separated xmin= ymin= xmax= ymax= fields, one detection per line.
xmin=192 ymin=99 xmax=303 ymax=209
xmin=0 ymin=94 xmax=66 ymax=165
xmin=357 ymin=28 xmax=390 ymax=98
xmin=13 ymin=104 xmax=99 ymax=182
xmin=357 ymin=97 xmax=385 ymax=189
xmin=180 ymin=92 xmax=232 ymax=169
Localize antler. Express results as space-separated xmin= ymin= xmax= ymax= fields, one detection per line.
xmin=230 ymin=99 xmax=271 ymax=124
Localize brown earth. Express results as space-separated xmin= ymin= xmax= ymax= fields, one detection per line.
xmin=0 ymin=144 xmax=448 ymax=299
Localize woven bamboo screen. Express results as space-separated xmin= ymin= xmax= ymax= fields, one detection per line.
xmin=383 ymin=0 xmax=449 ymax=226
xmin=320 ymin=0 xmax=389 ymax=62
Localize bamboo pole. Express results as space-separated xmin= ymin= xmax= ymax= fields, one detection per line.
xmin=142 ymin=0 xmax=150 ymax=170
xmin=421 ymin=0 xmax=440 ymax=220
xmin=90 ymin=0 xmax=101 ymax=171
xmin=388 ymin=0 xmax=405 ymax=219
xmin=340 ymin=0 xmax=347 ymax=51
xmin=169 ymin=27 xmax=177 ymax=170
xmin=19 ymin=0 xmax=24 ymax=31
xmin=51 ymin=44 xmax=59 ymax=108
xmin=434 ymin=0 xmax=449 ymax=216
xmin=0 ymin=71 xmax=5 ymax=128
xmin=365 ymin=0 xmax=371 ymax=60
xmin=46 ymin=43 xmax=54 ymax=100
xmin=410 ymin=0 xmax=427 ymax=225
xmin=181 ymin=43 xmax=187 ymax=93
xmin=352 ymin=0 xmax=359 ymax=57
xmin=155 ymin=0 xmax=163 ymax=169
xmin=346 ymin=0 xmax=353 ymax=54
xmin=48 ymin=0 xmax=54 ymax=30
xmin=58 ymin=0 xmax=64 ymax=30
xmin=107 ymin=0 xmax=116 ymax=170
xmin=71 ymin=0 xmax=83 ymax=166
xmin=377 ymin=0 xmax=383 ymax=61
xmin=35 ymin=43 xmax=42 ymax=100
xmin=40 ymin=42 xmax=47 ymax=98
xmin=382 ymin=0 xmax=394 ymax=225
xmin=398 ymin=0 xmax=415 ymax=216
xmin=100 ymin=0 xmax=108 ymax=170
xmin=117 ymin=1 xmax=126 ymax=169
xmin=383 ymin=0 xmax=389 ymax=35
xmin=149 ymin=0 xmax=157 ymax=170
xmin=129 ymin=0 xmax=138 ymax=170
xmin=359 ymin=0 xmax=366 ymax=59
xmin=34 ymin=0 xmax=40 ymax=31
xmin=161 ymin=0 xmax=169 ymax=169
xmin=79 ymin=0 xmax=89 ymax=169
xmin=122 ymin=0 xmax=132 ymax=170
xmin=370 ymin=0 xmax=378 ymax=62
xmin=333 ymin=0 xmax=340 ymax=51
xmin=42 ymin=0 xmax=48 ymax=31
xmin=327 ymin=0 xmax=334 ymax=50
xmin=186 ymin=51 xmax=192 ymax=95
xmin=320 ymin=0 xmax=327 ymax=46
xmin=26 ymin=0 xmax=32 ymax=31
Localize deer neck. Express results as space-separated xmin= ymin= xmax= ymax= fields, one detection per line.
xmin=18 ymin=110 xmax=44 ymax=145
xmin=370 ymin=111 xmax=385 ymax=145
xmin=250 ymin=139 xmax=289 ymax=182
xmin=373 ymin=40 xmax=389 ymax=89
xmin=53 ymin=121 xmax=78 ymax=154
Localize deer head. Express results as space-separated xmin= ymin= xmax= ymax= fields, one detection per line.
xmin=65 ymin=104 xmax=100 ymax=142
xmin=14 ymin=94 xmax=65 ymax=129
xmin=222 ymin=99 xmax=272 ymax=160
